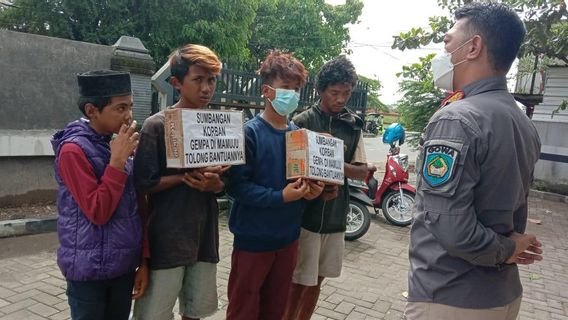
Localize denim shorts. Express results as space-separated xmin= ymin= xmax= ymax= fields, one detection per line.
xmin=132 ymin=262 xmax=218 ymax=320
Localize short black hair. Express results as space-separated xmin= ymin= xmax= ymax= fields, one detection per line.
xmin=316 ymin=56 xmax=358 ymax=92
xmin=78 ymin=96 xmax=111 ymax=117
xmin=455 ymin=2 xmax=525 ymax=72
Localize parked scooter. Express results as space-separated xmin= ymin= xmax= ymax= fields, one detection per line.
xmin=345 ymin=123 xmax=416 ymax=241
xmin=364 ymin=113 xmax=383 ymax=135
xmin=366 ymin=119 xmax=379 ymax=135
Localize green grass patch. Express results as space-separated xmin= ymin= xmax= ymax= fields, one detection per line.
xmin=532 ymin=180 xmax=568 ymax=196
xmin=382 ymin=115 xmax=400 ymax=126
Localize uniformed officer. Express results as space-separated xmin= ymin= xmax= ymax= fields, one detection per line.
xmin=405 ymin=3 xmax=542 ymax=320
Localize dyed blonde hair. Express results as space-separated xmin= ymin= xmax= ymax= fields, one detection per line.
xmin=168 ymin=44 xmax=222 ymax=82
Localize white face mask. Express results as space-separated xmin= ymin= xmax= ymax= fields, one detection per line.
xmin=431 ymin=38 xmax=474 ymax=92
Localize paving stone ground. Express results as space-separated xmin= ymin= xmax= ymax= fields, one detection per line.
xmin=0 ymin=196 xmax=566 ymax=320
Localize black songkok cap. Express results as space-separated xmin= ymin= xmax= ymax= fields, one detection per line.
xmin=77 ymin=70 xmax=131 ymax=97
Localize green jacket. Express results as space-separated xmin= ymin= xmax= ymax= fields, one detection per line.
xmin=292 ymin=103 xmax=364 ymax=233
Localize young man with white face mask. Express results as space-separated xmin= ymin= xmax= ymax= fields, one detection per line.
xmin=405 ymin=3 xmax=542 ymax=320
xmin=225 ymin=50 xmax=324 ymax=320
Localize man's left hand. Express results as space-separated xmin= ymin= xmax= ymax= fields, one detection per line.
xmin=304 ymin=180 xmax=325 ymax=200
xmin=132 ymin=263 xmax=149 ymax=299
xmin=183 ymin=169 xmax=225 ymax=193
xmin=320 ymin=184 xmax=339 ymax=201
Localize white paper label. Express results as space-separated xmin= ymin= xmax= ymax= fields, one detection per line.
xmin=182 ymin=110 xmax=245 ymax=167
xmin=307 ymin=131 xmax=344 ymax=183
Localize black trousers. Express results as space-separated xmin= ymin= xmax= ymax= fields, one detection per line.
xmin=66 ymin=272 xmax=135 ymax=320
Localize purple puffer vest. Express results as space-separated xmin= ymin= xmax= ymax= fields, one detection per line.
xmin=51 ymin=119 xmax=142 ymax=281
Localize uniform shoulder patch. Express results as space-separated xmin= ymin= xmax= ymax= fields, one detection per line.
xmin=422 ymin=144 xmax=460 ymax=187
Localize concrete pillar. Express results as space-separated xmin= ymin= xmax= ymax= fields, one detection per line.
xmin=111 ymin=36 xmax=155 ymax=124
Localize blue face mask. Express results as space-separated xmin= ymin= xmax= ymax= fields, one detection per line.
xmin=268 ymin=86 xmax=300 ymax=116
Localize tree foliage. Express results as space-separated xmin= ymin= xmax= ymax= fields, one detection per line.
xmin=392 ymin=0 xmax=568 ymax=130
xmin=552 ymin=99 xmax=568 ymax=117
xmin=358 ymin=75 xmax=388 ymax=113
xmin=0 ymin=0 xmax=258 ymax=63
xmin=0 ymin=0 xmax=137 ymax=44
xmin=392 ymin=16 xmax=453 ymax=52
xmin=248 ymin=0 xmax=363 ymax=72
xmin=0 ymin=0 xmax=363 ymax=71
xmin=0 ymin=0 xmax=257 ymax=65
xmin=137 ymin=0 xmax=259 ymax=66
xmin=395 ymin=54 xmax=445 ymax=145
xmin=515 ymin=0 xmax=568 ymax=65
xmin=393 ymin=0 xmax=568 ymax=64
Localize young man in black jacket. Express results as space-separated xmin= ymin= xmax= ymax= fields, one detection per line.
xmin=283 ymin=56 xmax=369 ymax=320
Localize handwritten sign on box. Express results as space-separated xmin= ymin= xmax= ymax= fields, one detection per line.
xmin=164 ymin=108 xmax=246 ymax=168
xmin=286 ymin=129 xmax=344 ymax=185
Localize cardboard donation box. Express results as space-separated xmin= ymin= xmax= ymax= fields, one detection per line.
xmin=286 ymin=129 xmax=344 ymax=185
xmin=164 ymin=109 xmax=246 ymax=168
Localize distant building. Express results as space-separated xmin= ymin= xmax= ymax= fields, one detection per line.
xmin=517 ymin=62 xmax=568 ymax=187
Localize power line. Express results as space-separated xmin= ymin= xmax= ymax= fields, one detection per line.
xmin=348 ymin=42 xmax=438 ymax=51
xmin=0 ymin=1 xmax=18 ymax=8
xmin=371 ymin=47 xmax=401 ymax=61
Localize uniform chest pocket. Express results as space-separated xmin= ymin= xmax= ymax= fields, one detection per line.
xmin=419 ymin=139 xmax=469 ymax=198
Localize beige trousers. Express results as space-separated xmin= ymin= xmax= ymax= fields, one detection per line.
xmin=404 ymin=297 xmax=522 ymax=320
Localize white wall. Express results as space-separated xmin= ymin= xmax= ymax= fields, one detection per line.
xmin=531 ymin=66 xmax=568 ymax=185
xmin=532 ymin=67 xmax=568 ymax=123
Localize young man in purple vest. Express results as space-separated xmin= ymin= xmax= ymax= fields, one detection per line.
xmin=51 ymin=70 xmax=146 ymax=320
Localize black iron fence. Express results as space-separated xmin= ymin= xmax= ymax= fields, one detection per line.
xmin=208 ymin=67 xmax=368 ymax=118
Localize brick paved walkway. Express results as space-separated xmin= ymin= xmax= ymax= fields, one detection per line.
xmin=0 ymin=197 xmax=566 ymax=320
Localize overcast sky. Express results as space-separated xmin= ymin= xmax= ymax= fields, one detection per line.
xmin=325 ymin=0 xmax=448 ymax=105
xmin=326 ymin=0 xmax=524 ymax=105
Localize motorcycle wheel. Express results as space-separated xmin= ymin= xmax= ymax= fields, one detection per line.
xmin=381 ymin=190 xmax=415 ymax=227
xmin=345 ymin=200 xmax=371 ymax=241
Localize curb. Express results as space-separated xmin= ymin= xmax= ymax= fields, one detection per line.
xmin=529 ymin=189 xmax=568 ymax=203
xmin=0 ymin=216 xmax=57 ymax=238
xmin=0 ymin=198 xmax=233 ymax=239
xmin=3 ymin=192 xmax=563 ymax=238
xmin=217 ymin=198 xmax=231 ymax=211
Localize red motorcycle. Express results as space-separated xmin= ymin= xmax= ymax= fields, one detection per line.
xmin=346 ymin=141 xmax=416 ymax=241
